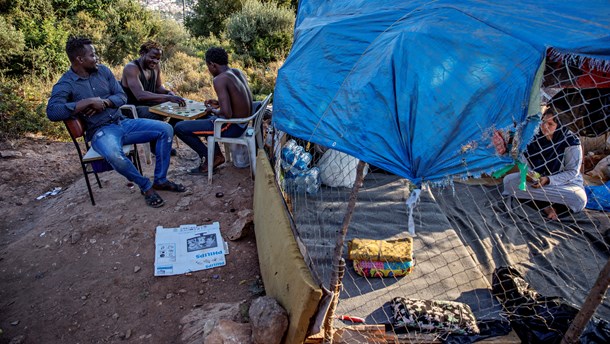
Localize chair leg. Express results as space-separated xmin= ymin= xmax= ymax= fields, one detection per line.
xmin=81 ymin=163 xmax=96 ymax=206
xmin=133 ymin=144 xmax=143 ymax=175
xmin=247 ymin=140 xmax=257 ymax=179
xmin=223 ymin=143 xmax=232 ymax=163
xmin=143 ymin=143 xmax=152 ymax=165
xmin=207 ymin=137 xmax=215 ymax=184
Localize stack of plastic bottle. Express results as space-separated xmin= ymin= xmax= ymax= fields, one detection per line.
xmin=280 ymin=139 xmax=321 ymax=195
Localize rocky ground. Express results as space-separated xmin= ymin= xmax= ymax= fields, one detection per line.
xmin=0 ymin=136 xmax=262 ymax=343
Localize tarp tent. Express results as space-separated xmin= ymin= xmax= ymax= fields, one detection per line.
xmin=273 ymin=0 xmax=610 ymax=185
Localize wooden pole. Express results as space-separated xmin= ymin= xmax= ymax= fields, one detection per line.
xmin=561 ymin=256 xmax=610 ymax=344
xmin=322 ymin=161 xmax=367 ymax=344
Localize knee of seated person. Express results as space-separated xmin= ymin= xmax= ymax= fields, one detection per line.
xmin=571 ymin=196 xmax=587 ymax=213
xmin=104 ymin=151 xmax=131 ymax=167
xmin=173 ymin=122 xmax=188 ymax=136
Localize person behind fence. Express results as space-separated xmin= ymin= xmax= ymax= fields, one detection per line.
xmin=493 ymin=108 xmax=587 ymax=220
xmin=174 ymin=47 xmax=252 ymax=175
xmin=46 ymin=36 xmax=186 ymax=208
xmin=121 ymin=41 xmax=186 ymax=155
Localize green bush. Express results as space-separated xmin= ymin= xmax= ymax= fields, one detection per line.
xmin=226 ymin=0 xmax=294 ymax=62
xmin=185 ymin=0 xmax=241 ymax=39
xmin=0 ymin=16 xmax=25 ymax=65
xmin=0 ymin=79 xmax=66 ymax=140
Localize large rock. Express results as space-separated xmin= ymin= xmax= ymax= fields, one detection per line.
xmin=204 ymin=319 xmax=252 ymax=344
xmin=180 ymin=302 xmax=242 ymax=344
xmin=226 ymin=209 xmax=253 ymax=241
xmin=249 ymin=296 xmax=289 ymax=344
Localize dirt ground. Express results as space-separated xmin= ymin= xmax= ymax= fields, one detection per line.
xmin=0 ymin=136 xmax=262 ymax=344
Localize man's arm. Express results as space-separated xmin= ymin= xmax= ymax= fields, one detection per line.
xmin=122 ymin=63 xmax=185 ymax=106
xmin=46 ymin=80 xmax=99 ymax=121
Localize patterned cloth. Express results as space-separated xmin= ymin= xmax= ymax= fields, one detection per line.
xmin=390 ymin=297 xmax=480 ymax=336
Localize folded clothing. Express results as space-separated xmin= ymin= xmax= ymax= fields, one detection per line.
xmin=353 ymin=259 xmax=413 ymax=278
xmin=348 ymin=237 xmax=413 ymax=262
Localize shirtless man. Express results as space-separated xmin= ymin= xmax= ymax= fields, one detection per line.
xmin=174 ymin=47 xmax=252 ymax=174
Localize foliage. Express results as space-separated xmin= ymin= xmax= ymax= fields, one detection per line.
xmin=102 ymin=0 xmax=161 ymax=65
xmin=226 ymin=0 xmax=294 ymax=62
xmin=0 ymin=0 xmax=284 ymax=141
xmin=0 ymin=16 xmax=25 ymax=64
xmin=2 ymin=0 xmax=70 ymax=78
xmin=162 ymin=51 xmax=210 ymax=96
xmin=0 ymin=78 xmax=66 ymax=140
xmin=185 ymin=0 xmax=241 ymax=39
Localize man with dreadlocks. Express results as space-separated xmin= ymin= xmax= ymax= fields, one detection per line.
xmin=121 ymin=41 xmax=186 ymax=154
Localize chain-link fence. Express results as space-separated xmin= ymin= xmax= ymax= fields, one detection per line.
xmin=267 ymin=52 xmax=610 ymax=343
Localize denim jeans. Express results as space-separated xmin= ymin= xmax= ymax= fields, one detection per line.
xmin=91 ymin=118 xmax=173 ymax=192
xmin=174 ymin=116 xmax=247 ymax=159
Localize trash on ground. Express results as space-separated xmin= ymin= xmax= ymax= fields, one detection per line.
xmin=36 ymin=187 xmax=62 ymax=200
xmin=154 ymin=222 xmax=229 ymax=276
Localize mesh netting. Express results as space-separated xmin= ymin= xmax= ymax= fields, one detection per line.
xmin=268 ymin=53 xmax=610 ymax=342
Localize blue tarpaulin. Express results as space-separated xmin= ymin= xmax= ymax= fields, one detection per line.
xmin=273 ymin=0 xmax=610 ymax=185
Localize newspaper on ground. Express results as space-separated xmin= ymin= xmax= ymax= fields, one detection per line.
xmin=154 ymin=222 xmax=228 ymax=276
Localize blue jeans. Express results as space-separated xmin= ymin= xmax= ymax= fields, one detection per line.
xmin=91 ymin=118 xmax=173 ymax=192
xmin=174 ymin=116 xmax=247 ymax=159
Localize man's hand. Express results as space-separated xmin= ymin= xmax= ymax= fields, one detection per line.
xmin=168 ymin=95 xmax=186 ymax=107
xmin=205 ymin=99 xmax=220 ymax=109
xmin=77 ymin=97 xmax=106 ymax=116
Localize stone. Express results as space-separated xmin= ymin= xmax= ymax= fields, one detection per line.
xmin=204 ymin=319 xmax=252 ymax=344
xmin=180 ymin=302 xmax=242 ymax=344
xmin=249 ymin=296 xmax=288 ymax=344
xmin=226 ymin=209 xmax=253 ymax=241
xmin=0 ymin=151 xmax=22 ymax=159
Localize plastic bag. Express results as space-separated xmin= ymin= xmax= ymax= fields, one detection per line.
xmin=317 ymin=149 xmax=367 ymax=188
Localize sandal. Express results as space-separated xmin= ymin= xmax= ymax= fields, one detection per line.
xmin=144 ymin=191 xmax=165 ymax=208
xmin=153 ymin=180 xmax=187 ymax=192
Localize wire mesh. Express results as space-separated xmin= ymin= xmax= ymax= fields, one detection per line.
xmin=270 ymin=52 xmax=610 ymax=343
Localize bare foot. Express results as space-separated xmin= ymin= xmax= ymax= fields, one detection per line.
xmin=543 ymin=206 xmax=559 ymax=221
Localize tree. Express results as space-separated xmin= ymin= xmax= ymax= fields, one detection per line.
xmin=0 ymin=16 xmax=25 ymax=64
xmin=185 ymin=0 xmax=241 ymax=38
xmin=226 ymin=0 xmax=294 ymax=62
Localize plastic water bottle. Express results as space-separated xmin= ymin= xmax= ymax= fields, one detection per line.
xmin=264 ymin=126 xmax=274 ymax=149
xmin=281 ymin=140 xmax=298 ymax=166
xmin=294 ymin=173 xmax=307 ymax=193
xmin=294 ymin=152 xmax=312 ymax=171
xmin=304 ymin=167 xmax=321 ymax=194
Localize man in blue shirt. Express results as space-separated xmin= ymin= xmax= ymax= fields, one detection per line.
xmin=47 ymin=37 xmax=186 ymax=208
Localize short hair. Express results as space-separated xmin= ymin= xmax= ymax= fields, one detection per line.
xmin=139 ymin=41 xmax=163 ymax=55
xmin=205 ymin=47 xmax=229 ymax=65
xmin=66 ymin=36 xmax=92 ymax=62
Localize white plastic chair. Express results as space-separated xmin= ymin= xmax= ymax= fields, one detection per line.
xmin=120 ymin=104 xmax=152 ymax=164
xmin=206 ymin=93 xmax=272 ymax=183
